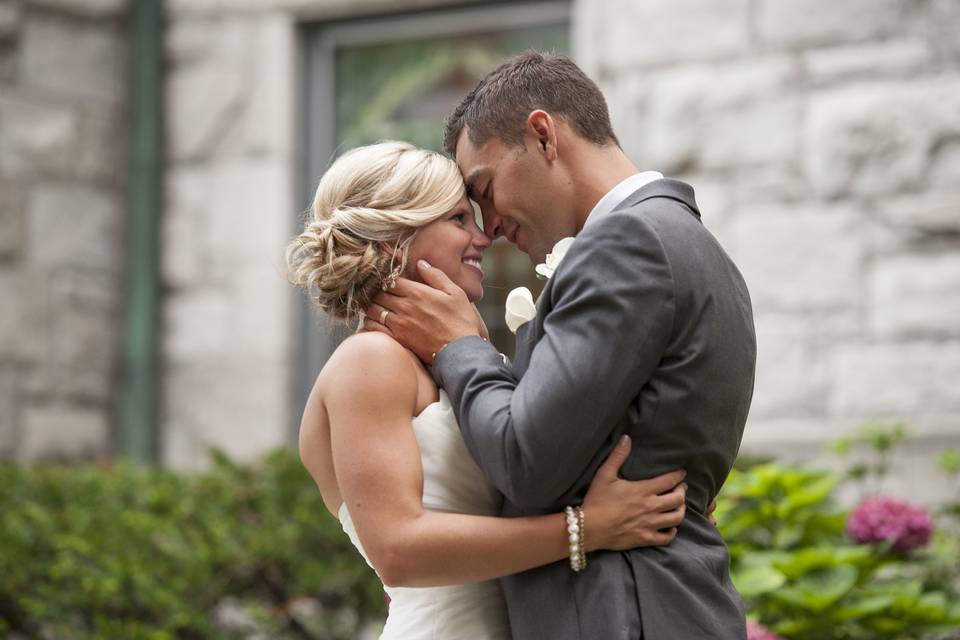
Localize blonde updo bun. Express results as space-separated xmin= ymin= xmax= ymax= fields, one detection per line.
xmin=286 ymin=141 xmax=465 ymax=324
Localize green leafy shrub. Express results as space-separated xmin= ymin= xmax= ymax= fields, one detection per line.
xmin=2 ymin=427 xmax=958 ymax=640
xmin=0 ymin=449 xmax=385 ymax=640
xmin=719 ymin=446 xmax=960 ymax=639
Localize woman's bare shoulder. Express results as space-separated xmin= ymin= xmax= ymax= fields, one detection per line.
xmin=318 ymin=332 xmax=419 ymax=408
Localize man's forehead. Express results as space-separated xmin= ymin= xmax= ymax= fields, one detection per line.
xmin=455 ymin=129 xmax=487 ymax=191
xmin=454 ymin=127 xmax=479 ymax=166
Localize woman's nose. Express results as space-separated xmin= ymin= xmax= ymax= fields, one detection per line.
xmin=474 ymin=226 xmax=492 ymax=250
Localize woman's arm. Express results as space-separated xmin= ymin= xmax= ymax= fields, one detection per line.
xmin=326 ymin=332 xmax=685 ymax=588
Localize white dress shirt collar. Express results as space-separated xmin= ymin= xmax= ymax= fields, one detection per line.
xmin=583 ymin=171 xmax=664 ymax=229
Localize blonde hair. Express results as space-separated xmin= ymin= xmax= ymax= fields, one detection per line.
xmin=286 ymin=141 xmax=465 ymax=324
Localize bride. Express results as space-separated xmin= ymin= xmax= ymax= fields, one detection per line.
xmin=287 ymin=141 xmax=688 ymax=639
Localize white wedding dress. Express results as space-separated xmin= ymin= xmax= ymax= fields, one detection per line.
xmin=337 ymin=390 xmax=512 ymax=639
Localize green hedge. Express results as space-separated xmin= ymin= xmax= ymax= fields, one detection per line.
xmin=2 ymin=427 xmax=958 ymax=639
xmin=0 ymin=450 xmax=385 ymax=639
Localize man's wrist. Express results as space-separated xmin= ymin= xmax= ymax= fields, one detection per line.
xmin=431 ymin=334 xmax=486 ymax=364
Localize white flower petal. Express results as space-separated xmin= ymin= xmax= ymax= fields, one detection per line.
xmin=505 ymin=287 xmax=537 ymax=333
xmin=551 ymin=237 xmax=575 ymax=261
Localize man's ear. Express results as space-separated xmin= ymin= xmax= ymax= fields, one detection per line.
xmin=526 ymin=110 xmax=558 ymax=161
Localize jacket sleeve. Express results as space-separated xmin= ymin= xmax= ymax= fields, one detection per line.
xmin=432 ymin=210 xmax=676 ymax=508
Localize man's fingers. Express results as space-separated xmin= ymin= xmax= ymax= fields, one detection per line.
xmin=362 ymin=318 xmax=394 ymax=337
xmin=595 ymin=435 xmax=632 ymax=481
xmin=653 ymin=527 xmax=678 ymax=545
xmin=417 ymin=260 xmax=459 ymax=295
xmin=366 ymin=303 xmax=390 ymax=326
xmin=369 ymin=296 xmax=398 ymax=318
xmin=652 ymin=485 xmax=686 ymax=513
xmin=642 ymin=468 xmax=687 ymax=495
xmin=654 ymin=502 xmax=685 ymax=529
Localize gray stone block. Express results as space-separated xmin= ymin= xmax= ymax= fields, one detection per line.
xmin=19 ymin=402 xmax=109 ymax=461
xmin=756 ymin=0 xmax=920 ymax=49
xmin=929 ymin=137 xmax=960 ymax=190
xmin=165 ymin=18 xmax=252 ymax=161
xmin=19 ymin=11 xmax=125 ymax=107
xmin=0 ymin=1 xmax=22 ymax=40
xmin=26 ymin=183 xmax=121 ymax=271
xmin=869 ymin=253 xmax=960 ymax=339
xmin=162 ymin=289 xmax=232 ymax=363
xmin=805 ymin=78 xmax=960 ymax=199
xmin=28 ymin=0 xmax=126 ymax=18
xmin=77 ymin=110 xmax=126 ymax=184
xmin=878 ymin=192 xmax=960 ymax=235
xmin=0 ymin=180 xmax=24 ymax=259
xmin=0 ymin=366 xmax=16 ymax=455
xmin=751 ymin=314 xmax=828 ymax=418
xmin=829 ymin=341 xmax=960 ymax=416
xmin=0 ymin=269 xmax=49 ymax=368
xmin=162 ymin=165 xmax=211 ymax=289
xmin=930 ymin=0 xmax=960 ymax=64
xmin=803 ymin=40 xmax=932 ymax=86
xmin=161 ymin=360 xmax=288 ymax=471
xmin=50 ymin=267 xmax=118 ymax=312
xmin=593 ymin=0 xmax=750 ymax=69
xmin=732 ymin=204 xmax=865 ymax=313
xmin=49 ymin=304 xmax=115 ymax=401
xmin=0 ymin=94 xmax=79 ymax=178
xmin=640 ymin=57 xmax=801 ymax=173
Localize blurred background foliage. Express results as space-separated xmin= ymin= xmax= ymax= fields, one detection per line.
xmin=2 ymin=422 xmax=958 ymax=639
xmin=0 ymin=450 xmax=384 ymax=640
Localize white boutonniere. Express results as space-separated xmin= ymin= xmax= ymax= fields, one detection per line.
xmin=534 ymin=236 xmax=575 ymax=280
xmin=505 ymin=287 xmax=536 ymax=333
xmin=504 ymin=237 xmax=575 ymax=333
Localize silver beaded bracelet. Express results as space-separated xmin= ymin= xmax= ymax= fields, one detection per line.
xmin=564 ymin=506 xmax=587 ymax=572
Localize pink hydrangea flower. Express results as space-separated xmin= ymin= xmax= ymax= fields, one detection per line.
xmin=747 ymin=620 xmax=784 ymax=640
xmin=847 ymin=496 xmax=933 ymax=552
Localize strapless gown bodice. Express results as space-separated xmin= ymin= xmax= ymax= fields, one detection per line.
xmin=337 ymin=390 xmax=511 ymax=639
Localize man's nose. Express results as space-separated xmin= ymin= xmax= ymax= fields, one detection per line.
xmin=481 ymin=205 xmax=504 ymax=240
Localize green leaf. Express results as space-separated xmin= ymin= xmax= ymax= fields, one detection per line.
xmin=732 ymin=563 xmax=787 ymax=597
xmin=831 ymin=594 xmax=897 ymax=620
xmin=770 ymin=564 xmax=859 ymax=612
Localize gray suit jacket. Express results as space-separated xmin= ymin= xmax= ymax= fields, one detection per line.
xmin=432 ymin=179 xmax=756 ymax=639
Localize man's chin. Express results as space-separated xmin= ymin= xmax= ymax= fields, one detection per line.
xmin=525 ymin=247 xmax=548 ymax=264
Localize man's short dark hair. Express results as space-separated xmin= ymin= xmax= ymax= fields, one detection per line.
xmin=442 ymin=50 xmax=620 ymax=156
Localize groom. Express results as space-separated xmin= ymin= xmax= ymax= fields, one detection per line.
xmin=368 ymin=51 xmax=756 ymax=639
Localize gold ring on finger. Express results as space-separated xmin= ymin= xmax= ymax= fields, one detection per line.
xmin=379 ymin=309 xmax=390 ymax=325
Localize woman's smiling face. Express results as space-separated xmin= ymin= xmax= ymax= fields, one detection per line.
xmin=404 ymin=195 xmax=491 ymax=302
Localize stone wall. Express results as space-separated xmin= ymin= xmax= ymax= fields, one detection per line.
xmin=3 ymin=0 xmax=957 ymax=494
xmin=578 ymin=0 xmax=960 ymax=501
xmin=0 ymin=0 xmax=127 ymax=460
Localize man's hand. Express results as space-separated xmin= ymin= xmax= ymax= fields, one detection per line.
xmin=365 ymin=260 xmax=483 ymax=363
